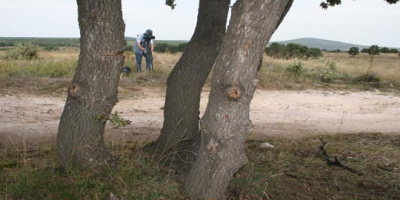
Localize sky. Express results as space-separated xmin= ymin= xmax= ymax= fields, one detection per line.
xmin=0 ymin=0 xmax=399 ymax=48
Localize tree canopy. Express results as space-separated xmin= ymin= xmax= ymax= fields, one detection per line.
xmin=320 ymin=0 xmax=399 ymax=9
xmin=165 ymin=0 xmax=176 ymax=9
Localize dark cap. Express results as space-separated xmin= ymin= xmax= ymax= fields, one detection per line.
xmin=146 ymin=29 xmax=153 ymax=35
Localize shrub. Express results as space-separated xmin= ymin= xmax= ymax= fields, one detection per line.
xmin=307 ymin=62 xmax=341 ymax=83
xmin=154 ymin=43 xmax=168 ymax=53
xmin=286 ymin=61 xmax=305 ymax=77
xmin=348 ymin=47 xmax=359 ymax=57
xmin=368 ymin=45 xmax=380 ymax=55
xmin=4 ymin=42 xmax=40 ymax=60
xmin=42 ymin=46 xmax=60 ymax=51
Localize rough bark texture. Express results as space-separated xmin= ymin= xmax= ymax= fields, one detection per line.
xmin=153 ymin=0 xmax=230 ymax=164
xmin=185 ymin=0 xmax=294 ymax=198
xmin=57 ymin=0 xmax=125 ymax=172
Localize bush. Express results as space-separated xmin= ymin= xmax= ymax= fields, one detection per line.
xmin=154 ymin=43 xmax=168 ymax=53
xmin=4 ymin=42 xmax=40 ymax=60
xmin=153 ymin=42 xmax=187 ymax=54
xmin=265 ymin=43 xmax=323 ymax=59
xmin=286 ymin=61 xmax=305 ymax=77
xmin=348 ymin=47 xmax=359 ymax=57
xmin=42 ymin=46 xmax=60 ymax=51
xmin=368 ymin=45 xmax=380 ymax=55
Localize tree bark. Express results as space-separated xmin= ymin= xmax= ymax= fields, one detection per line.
xmin=153 ymin=0 xmax=230 ymax=164
xmin=57 ymin=0 xmax=125 ymax=172
xmin=185 ymin=0 xmax=293 ymax=198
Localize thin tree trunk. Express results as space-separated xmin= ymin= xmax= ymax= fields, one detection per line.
xmin=153 ymin=0 xmax=230 ymax=165
xmin=57 ymin=0 xmax=125 ymax=172
xmin=185 ymin=0 xmax=293 ymax=198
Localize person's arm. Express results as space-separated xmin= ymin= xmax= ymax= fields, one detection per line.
xmin=150 ymin=43 xmax=154 ymax=52
xmin=137 ymin=42 xmax=146 ymax=51
xmin=136 ymin=36 xmax=146 ymax=51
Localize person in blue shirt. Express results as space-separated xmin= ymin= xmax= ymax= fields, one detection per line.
xmin=134 ymin=29 xmax=154 ymax=72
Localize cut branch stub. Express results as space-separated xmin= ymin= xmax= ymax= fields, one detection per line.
xmin=69 ymin=84 xmax=80 ymax=99
xmin=226 ymin=86 xmax=241 ymax=101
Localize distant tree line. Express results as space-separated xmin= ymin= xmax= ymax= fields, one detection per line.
xmin=125 ymin=42 xmax=188 ymax=53
xmin=0 ymin=38 xmax=80 ymax=48
xmin=265 ymin=43 xmax=323 ymax=59
xmin=348 ymin=45 xmax=399 ymax=57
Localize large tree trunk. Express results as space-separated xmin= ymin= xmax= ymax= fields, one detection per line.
xmin=57 ymin=0 xmax=125 ymax=172
xmin=153 ymin=0 xmax=230 ymax=164
xmin=185 ymin=0 xmax=293 ymax=198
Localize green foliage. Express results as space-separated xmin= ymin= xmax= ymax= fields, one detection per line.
xmin=321 ymin=0 xmax=398 ymax=9
xmin=265 ymin=43 xmax=323 ymax=59
xmin=153 ymin=42 xmax=187 ymax=54
xmin=4 ymin=42 xmax=40 ymax=60
xmin=108 ymin=111 xmax=131 ymax=129
xmin=361 ymin=48 xmax=369 ymax=53
xmin=282 ymin=61 xmax=343 ymax=84
xmin=390 ymin=48 xmax=399 ymax=53
xmin=42 ymin=46 xmax=60 ymax=51
xmin=358 ymin=73 xmax=381 ymax=83
xmin=165 ymin=0 xmax=176 ymax=9
xmin=286 ymin=61 xmax=305 ymax=77
xmin=310 ymin=62 xmax=341 ymax=83
xmin=5 ymin=168 xmax=76 ymax=199
xmin=380 ymin=47 xmax=399 ymax=53
xmin=320 ymin=0 xmax=342 ymax=9
xmin=348 ymin=47 xmax=359 ymax=57
xmin=308 ymin=47 xmax=323 ymax=58
xmin=1 ymin=144 xmax=183 ymax=200
xmin=368 ymin=45 xmax=380 ymax=55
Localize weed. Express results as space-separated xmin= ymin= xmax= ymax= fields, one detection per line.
xmin=108 ymin=111 xmax=132 ymax=129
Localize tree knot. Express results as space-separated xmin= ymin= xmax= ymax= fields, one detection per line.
xmin=227 ymin=86 xmax=241 ymax=101
xmin=69 ymin=84 xmax=80 ymax=99
xmin=207 ymin=138 xmax=218 ymax=153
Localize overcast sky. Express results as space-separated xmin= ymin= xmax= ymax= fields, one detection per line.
xmin=1 ymin=0 xmax=399 ymax=48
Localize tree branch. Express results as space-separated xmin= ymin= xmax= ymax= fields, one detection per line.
xmin=319 ymin=137 xmax=363 ymax=176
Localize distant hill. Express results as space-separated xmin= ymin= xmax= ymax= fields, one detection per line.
xmin=269 ymin=38 xmax=370 ymax=51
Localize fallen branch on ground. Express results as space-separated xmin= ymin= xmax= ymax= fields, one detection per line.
xmin=319 ymin=137 xmax=363 ymax=176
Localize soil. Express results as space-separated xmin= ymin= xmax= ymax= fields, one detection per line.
xmin=1 ymin=85 xmax=400 ymax=148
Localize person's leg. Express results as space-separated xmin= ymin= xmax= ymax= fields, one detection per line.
xmin=144 ymin=53 xmax=152 ymax=71
xmin=135 ymin=52 xmax=143 ymax=72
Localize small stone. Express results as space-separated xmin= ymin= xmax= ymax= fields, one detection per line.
xmin=260 ymin=142 xmax=274 ymax=149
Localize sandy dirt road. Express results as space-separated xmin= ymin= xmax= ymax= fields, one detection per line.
xmin=1 ymin=88 xmax=400 ymax=147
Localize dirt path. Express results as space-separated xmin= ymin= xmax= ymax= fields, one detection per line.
xmin=1 ymin=88 xmax=400 ymax=147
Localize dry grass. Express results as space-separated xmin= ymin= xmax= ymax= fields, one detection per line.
xmin=229 ymin=133 xmax=400 ymax=199
xmin=259 ymin=52 xmax=400 ymax=90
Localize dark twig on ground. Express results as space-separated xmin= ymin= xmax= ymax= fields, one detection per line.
xmin=319 ymin=137 xmax=363 ymax=176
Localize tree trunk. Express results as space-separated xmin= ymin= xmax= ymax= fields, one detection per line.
xmin=57 ymin=0 xmax=125 ymax=172
xmin=153 ymin=0 xmax=230 ymax=164
xmin=185 ymin=0 xmax=293 ymax=198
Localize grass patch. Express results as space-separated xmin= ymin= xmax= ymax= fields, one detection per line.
xmin=0 ymin=144 xmax=183 ymax=200
xmin=1 ymin=134 xmax=399 ymax=199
